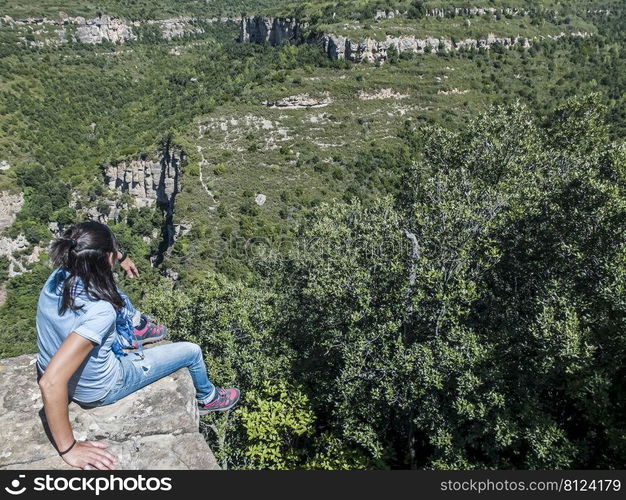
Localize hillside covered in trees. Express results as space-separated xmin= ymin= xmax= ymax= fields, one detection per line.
xmin=0 ymin=0 xmax=624 ymax=469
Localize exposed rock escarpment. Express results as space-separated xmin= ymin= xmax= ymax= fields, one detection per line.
xmin=1 ymin=14 xmax=240 ymax=47
xmin=316 ymin=31 xmax=537 ymax=62
xmin=74 ymin=15 xmax=136 ymax=44
xmin=103 ymin=148 xmax=182 ymax=215
xmin=0 ymin=192 xmax=42 ymax=279
xmin=239 ymin=16 xmax=591 ymax=63
xmin=101 ymin=142 xmax=184 ymax=265
xmin=426 ymin=7 xmax=527 ymax=17
xmin=0 ymin=353 xmax=219 ymax=470
xmin=0 ymin=192 xmax=24 ymax=233
xmin=239 ymin=16 xmax=307 ymax=44
xmin=146 ymin=17 xmax=206 ymax=40
xmin=374 ymin=7 xmax=528 ymax=20
xmin=263 ymin=93 xmax=332 ymax=108
xmin=0 ymin=234 xmax=43 ymax=278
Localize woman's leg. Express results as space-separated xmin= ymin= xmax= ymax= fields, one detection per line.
xmin=100 ymin=342 xmax=216 ymax=406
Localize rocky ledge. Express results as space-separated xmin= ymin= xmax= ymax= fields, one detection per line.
xmin=239 ymin=16 xmax=592 ymax=63
xmin=0 ymin=353 xmax=219 ymax=470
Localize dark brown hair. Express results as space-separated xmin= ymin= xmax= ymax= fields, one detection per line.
xmin=49 ymin=221 xmax=124 ymax=314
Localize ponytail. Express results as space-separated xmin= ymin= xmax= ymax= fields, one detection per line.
xmin=50 ymin=222 xmax=124 ymax=314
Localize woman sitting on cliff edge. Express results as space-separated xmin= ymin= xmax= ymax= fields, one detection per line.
xmin=36 ymin=220 xmax=240 ymax=470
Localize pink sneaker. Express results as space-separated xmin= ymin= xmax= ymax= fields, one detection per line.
xmin=198 ymin=388 xmax=240 ymax=415
xmin=132 ymin=315 xmax=168 ymax=348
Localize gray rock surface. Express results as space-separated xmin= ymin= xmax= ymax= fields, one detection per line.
xmin=75 ymin=15 xmax=137 ymax=44
xmin=0 ymin=234 xmax=32 ymax=278
xmin=315 ymin=31 xmax=590 ymax=63
xmin=0 ymin=192 xmax=24 ymax=232
xmin=239 ymin=16 xmax=307 ymax=45
xmin=239 ymin=16 xmax=591 ymax=63
xmin=103 ymin=148 xmax=183 ymax=219
xmin=0 ymin=353 xmax=219 ymax=470
xmin=4 ymin=14 xmax=241 ymax=47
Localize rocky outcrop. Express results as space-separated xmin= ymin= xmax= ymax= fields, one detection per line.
xmin=254 ymin=194 xmax=267 ymax=206
xmin=426 ymin=7 xmax=527 ymax=18
xmin=239 ymin=16 xmax=591 ymax=63
xmin=375 ymin=7 xmax=526 ymax=20
xmin=0 ymin=234 xmax=29 ymax=277
xmin=263 ymin=93 xmax=332 ymax=108
xmin=374 ymin=10 xmax=405 ymax=21
xmin=239 ymin=16 xmax=307 ymax=45
xmin=74 ymin=15 xmax=136 ymax=44
xmin=359 ymin=88 xmax=408 ymax=100
xmin=101 ymin=142 xmax=183 ymax=265
xmin=315 ymin=31 xmax=593 ymax=63
xmin=104 ymin=149 xmax=182 ymax=215
xmin=2 ymin=14 xmax=238 ymax=47
xmin=315 ymin=30 xmax=531 ymax=62
xmin=0 ymin=353 xmax=219 ymax=470
xmin=0 ymin=192 xmax=24 ymax=233
xmin=0 ymin=192 xmax=41 ymax=278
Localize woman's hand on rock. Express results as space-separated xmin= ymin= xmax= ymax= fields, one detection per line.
xmin=62 ymin=440 xmax=117 ymax=470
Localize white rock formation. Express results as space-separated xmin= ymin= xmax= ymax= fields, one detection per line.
xmin=263 ymin=93 xmax=332 ymax=108
xmin=359 ymin=88 xmax=409 ymax=100
xmin=0 ymin=192 xmax=24 ymax=232
xmin=239 ymin=16 xmax=307 ymax=45
xmin=255 ymin=193 xmax=267 ymax=206
xmin=75 ymin=15 xmax=137 ymax=44
xmin=103 ymin=149 xmax=182 ymax=217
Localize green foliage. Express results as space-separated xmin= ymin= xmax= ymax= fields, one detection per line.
xmin=0 ymin=262 xmax=52 ymax=358
xmin=267 ymin=94 xmax=625 ymax=469
xmin=0 ymin=256 xmax=9 ymax=282
xmin=146 ymin=94 xmax=624 ymax=469
xmin=1 ymin=0 xmax=626 ymax=471
xmin=141 ymin=272 xmax=289 ymax=390
xmin=407 ymin=1 xmax=427 ymax=20
xmin=238 ymin=380 xmax=314 ymax=469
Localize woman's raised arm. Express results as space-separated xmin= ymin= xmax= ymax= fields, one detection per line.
xmin=38 ymin=332 xmax=118 ymax=470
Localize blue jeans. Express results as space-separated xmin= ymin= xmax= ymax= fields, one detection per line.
xmin=80 ymin=342 xmax=216 ymax=408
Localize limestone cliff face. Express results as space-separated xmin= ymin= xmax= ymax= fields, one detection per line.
xmin=100 ymin=143 xmax=184 ymax=265
xmin=239 ymin=16 xmax=591 ymax=63
xmin=1 ymin=14 xmax=230 ymax=47
xmin=239 ymin=16 xmax=307 ymax=45
xmin=0 ymin=353 xmax=220 ymax=470
xmin=374 ymin=7 xmax=527 ymax=20
xmin=104 ymin=148 xmax=182 ymax=216
xmin=74 ymin=15 xmax=137 ymax=44
xmin=426 ymin=7 xmax=527 ymax=18
xmin=316 ymin=31 xmax=534 ymax=63
xmin=0 ymin=192 xmax=43 ymax=279
xmin=0 ymin=192 xmax=23 ymax=233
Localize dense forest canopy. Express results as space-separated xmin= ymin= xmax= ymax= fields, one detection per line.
xmin=0 ymin=0 xmax=624 ymax=469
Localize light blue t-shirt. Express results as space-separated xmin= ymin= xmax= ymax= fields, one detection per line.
xmin=36 ymin=268 xmax=122 ymax=403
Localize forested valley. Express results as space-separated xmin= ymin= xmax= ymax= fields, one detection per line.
xmin=0 ymin=0 xmax=624 ymax=469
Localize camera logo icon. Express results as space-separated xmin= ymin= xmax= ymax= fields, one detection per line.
xmin=4 ymin=475 xmax=27 ymax=495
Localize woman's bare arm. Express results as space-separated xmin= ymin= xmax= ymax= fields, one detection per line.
xmin=38 ymin=332 xmax=117 ymax=470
